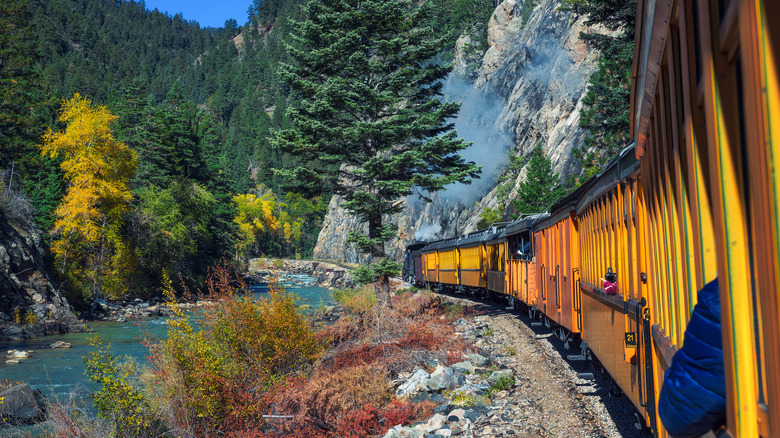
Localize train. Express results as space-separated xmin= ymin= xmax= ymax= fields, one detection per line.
xmin=404 ymin=0 xmax=780 ymax=437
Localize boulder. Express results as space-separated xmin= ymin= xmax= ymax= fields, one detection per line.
xmin=420 ymin=413 xmax=447 ymax=432
xmin=447 ymin=408 xmax=466 ymax=422
xmin=451 ymin=361 xmax=475 ymax=374
xmin=381 ymin=425 xmax=425 ymax=438
xmin=50 ymin=341 xmax=71 ymax=348
xmin=0 ymin=381 xmax=41 ymax=421
xmin=425 ymin=365 xmax=458 ymax=391
xmin=6 ymin=349 xmax=30 ymax=358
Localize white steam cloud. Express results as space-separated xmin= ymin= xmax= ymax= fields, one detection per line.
xmin=440 ymin=76 xmax=513 ymax=204
xmin=414 ymin=223 xmax=442 ymax=241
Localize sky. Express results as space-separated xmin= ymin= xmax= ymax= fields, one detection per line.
xmin=142 ymin=0 xmax=252 ymax=28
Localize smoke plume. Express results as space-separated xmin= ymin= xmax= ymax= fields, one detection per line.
xmin=414 ymin=223 xmax=442 ymax=241
xmin=440 ymin=76 xmax=514 ymax=204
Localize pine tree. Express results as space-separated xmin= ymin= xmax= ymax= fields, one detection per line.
xmin=513 ymin=146 xmax=565 ymax=214
xmin=0 ymin=0 xmax=63 ymax=230
xmin=274 ymin=0 xmax=481 ymax=298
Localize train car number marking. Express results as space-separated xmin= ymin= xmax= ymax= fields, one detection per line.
xmin=624 ymin=332 xmax=638 ymax=348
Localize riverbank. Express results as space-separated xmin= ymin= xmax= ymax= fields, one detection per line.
xmin=247 ymin=258 xmax=357 ymax=290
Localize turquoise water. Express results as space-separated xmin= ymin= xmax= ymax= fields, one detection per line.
xmin=0 ymin=277 xmax=332 ymax=402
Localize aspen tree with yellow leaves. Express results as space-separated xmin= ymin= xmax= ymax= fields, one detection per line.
xmin=233 ymin=185 xmax=303 ymax=259
xmin=41 ymin=94 xmax=138 ymax=299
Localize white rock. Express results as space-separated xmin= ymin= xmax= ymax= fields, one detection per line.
xmin=396 ymin=368 xmax=430 ymax=398
xmin=7 ymin=349 xmax=29 ymax=358
xmin=50 ymin=341 xmax=71 ymax=349
xmin=420 ymin=413 xmax=447 ymax=432
xmin=487 ymin=369 xmax=514 ymax=384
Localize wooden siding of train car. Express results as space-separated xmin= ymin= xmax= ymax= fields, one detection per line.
xmin=486 ymin=241 xmax=507 ymax=294
xmin=578 ymin=178 xmax=647 ymax=414
xmin=414 ymin=253 xmax=424 ymax=284
xmin=559 ymin=213 xmax=581 ymax=333
xmin=544 ymin=221 xmax=560 ymax=322
xmin=632 ymin=0 xmax=717 ymax=434
xmin=438 ymin=248 xmax=459 ymax=285
xmin=509 ymin=258 xmax=537 ymax=305
xmin=533 ymin=229 xmax=546 ymax=310
xmin=737 ymin=1 xmax=780 ymax=435
xmin=460 ymin=245 xmax=484 ymax=288
xmin=538 ymin=213 xmax=581 ymax=332
xmin=695 ymin=1 xmax=779 ymax=435
xmin=632 ymin=0 xmax=780 ymax=435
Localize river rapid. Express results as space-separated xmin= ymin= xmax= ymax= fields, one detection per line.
xmin=0 ymin=275 xmax=332 ymax=403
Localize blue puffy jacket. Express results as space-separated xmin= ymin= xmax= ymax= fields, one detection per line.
xmin=658 ymin=279 xmax=726 ymax=437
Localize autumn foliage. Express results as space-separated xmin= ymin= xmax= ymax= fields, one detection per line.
xmin=143 ymin=267 xmax=320 ymax=435
xmin=41 ymin=93 xmax=137 ymax=299
xmin=55 ymin=267 xmax=470 ymax=437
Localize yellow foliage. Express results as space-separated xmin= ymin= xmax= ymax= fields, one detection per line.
xmin=233 ymin=185 xmax=303 ymax=255
xmin=42 ymin=94 xmax=138 ymax=298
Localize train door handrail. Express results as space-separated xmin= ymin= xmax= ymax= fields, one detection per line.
xmin=555 ymin=265 xmax=561 ymax=309
xmin=572 ymin=267 xmax=581 ymax=331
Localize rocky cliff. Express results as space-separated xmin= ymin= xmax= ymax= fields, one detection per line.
xmin=314 ymin=0 xmax=600 ymax=263
xmin=0 ymin=213 xmax=83 ymax=340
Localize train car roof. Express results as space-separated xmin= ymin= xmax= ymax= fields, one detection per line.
xmin=482 ymin=224 xmax=508 ymax=245
xmin=420 ymin=239 xmax=444 ymax=253
xmin=420 ymin=235 xmax=458 ymax=252
xmin=405 ymin=241 xmax=428 ymax=252
xmin=457 ymin=227 xmax=494 ymax=248
xmin=575 ymin=142 xmax=639 ymax=214
xmin=504 ymin=213 xmax=548 ymax=236
xmin=433 ymin=236 xmax=461 ymax=251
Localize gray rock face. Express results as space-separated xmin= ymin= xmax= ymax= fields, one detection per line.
xmin=0 ymin=214 xmax=83 ymax=340
xmin=314 ymin=0 xmax=600 ymax=263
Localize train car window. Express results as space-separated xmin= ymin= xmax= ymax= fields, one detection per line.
xmin=691 ymin=0 xmax=703 ymax=86
xmin=717 ymin=0 xmax=729 ymax=24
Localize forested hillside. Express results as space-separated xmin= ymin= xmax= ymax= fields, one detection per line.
xmin=1 ymin=0 xmax=499 ymax=301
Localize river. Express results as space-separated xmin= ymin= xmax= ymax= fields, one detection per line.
xmin=0 ymin=275 xmax=332 ymax=403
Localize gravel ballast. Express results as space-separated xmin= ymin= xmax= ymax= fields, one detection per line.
xmin=389 ymin=294 xmax=652 ymax=438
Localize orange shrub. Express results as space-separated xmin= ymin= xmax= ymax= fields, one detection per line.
xmin=336 ymin=400 xmax=436 ymax=437
xmin=146 ymin=266 xmax=320 ymax=435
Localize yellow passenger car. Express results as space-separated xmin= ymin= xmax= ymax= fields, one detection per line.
xmin=436 ymin=238 xmax=460 ymax=286
xmin=458 ymin=231 xmax=489 ymax=290
xmin=576 ymin=145 xmax=652 ymax=427
xmin=631 ymin=0 xmax=780 ymax=435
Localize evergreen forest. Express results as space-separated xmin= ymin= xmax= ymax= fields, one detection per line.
xmin=0 ymin=0 xmax=500 ymax=301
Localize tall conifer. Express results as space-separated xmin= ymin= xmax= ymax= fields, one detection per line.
xmin=513 ymin=146 xmax=565 ymax=214
xmin=274 ymin=0 xmax=480 ymax=298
